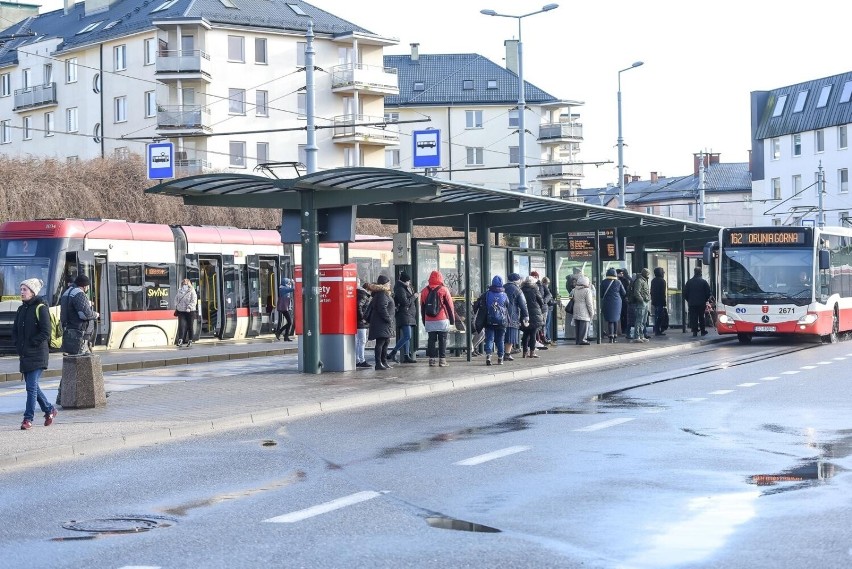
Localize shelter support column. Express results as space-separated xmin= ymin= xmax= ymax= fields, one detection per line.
xmin=680 ymin=240 xmax=687 ymax=333
xmin=594 ymin=229 xmax=602 ymax=344
xmin=300 ymin=189 xmax=321 ymax=374
xmin=541 ymin=223 xmax=556 ymax=343
xmin=476 ymin=215 xmax=491 ymax=293
xmin=464 ymin=214 xmax=472 ymax=361
xmin=631 ymin=237 xmax=646 ymax=274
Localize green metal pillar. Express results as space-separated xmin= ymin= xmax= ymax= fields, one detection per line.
xmin=594 ymin=229 xmax=602 ymax=344
xmin=464 ymin=213 xmax=472 ymax=361
xmin=541 ymin=223 xmax=555 ymax=342
xmin=300 ymin=189 xmax=321 ymax=374
xmin=476 ymin=214 xmax=491 ymax=292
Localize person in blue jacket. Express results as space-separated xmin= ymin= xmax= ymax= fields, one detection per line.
xmin=275 ymin=277 xmax=295 ymax=341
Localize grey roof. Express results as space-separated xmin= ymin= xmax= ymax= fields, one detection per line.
xmin=384 ymin=53 xmax=557 ymax=107
xmin=753 ymin=70 xmax=852 ymax=140
xmin=580 ymin=162 xmax=751 ymax=206
xmin=0 ymin=0 xmax=377 ymax=66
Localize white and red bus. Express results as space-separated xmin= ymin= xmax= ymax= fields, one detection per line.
xmin=709 ymin=226 xmax=852 ymax=344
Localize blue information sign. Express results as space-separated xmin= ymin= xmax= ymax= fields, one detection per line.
xmin=147 ymin=142 xmax=174 ymax=180
xmin=412 ymin=130 xmax=440 ymax=168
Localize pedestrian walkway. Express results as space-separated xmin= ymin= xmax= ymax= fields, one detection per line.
xmin=0 ymin=331 xmax=730 ymax=472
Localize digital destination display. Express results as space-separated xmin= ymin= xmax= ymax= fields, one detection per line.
xmin=724 ymin=228 xmax=810 ymax=247
xmin=568 ymin=230 xmax=622 ymax=261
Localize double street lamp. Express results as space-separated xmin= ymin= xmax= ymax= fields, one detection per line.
xmin=481 ymin=4 xmax=559 ymax=194
xmin=617 ymin=61 xmax=644 ymax=209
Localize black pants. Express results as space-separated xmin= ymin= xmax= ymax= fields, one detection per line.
xmin=176 ymin=311 xmax=194 ymax=344
xmin=521 ymin=325 xmax=538 ymax=353
xmin=427 ymin=331 xmax=447 ymax=358
xmin=688 ymin=305 xmax=706 ymax=334
xmin=374 ymin=337 xmax=390 ymax=365
xmin=575 ymin=320 xmax=590 ymax=344
xmin=275 ymin=309 xmax=293 ymax=338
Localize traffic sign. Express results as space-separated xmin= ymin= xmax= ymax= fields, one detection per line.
xmin=412 ymin=130 xmax=440 ymax=168
xmin=147 ymin=142 xmax=174 ymax=180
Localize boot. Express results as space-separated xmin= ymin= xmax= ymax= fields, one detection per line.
xmin=374 ymin=362 xmax=386 ymax=370
xmin=522 ymin=350 xmax=528 ymax=358
xmin=403 ymin=355 xmax=417 ymax=363
xmin=429 ymin=358 xmax=436 ymax=367
xmin=438 ymin=358 xmax=449 ymax=367
xmin=497 ymin=355 xmax=504 ymax=365
xmin=387 ymin=348 xmax=398 ymax=363
xmin=485 ymin=354 xmax=492 ymax=366
xmin=529 ymin=349 xmax=540 ymax=358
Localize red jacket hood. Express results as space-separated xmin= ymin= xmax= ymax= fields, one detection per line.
xmin=428 ymin=271 xmax=444 ymax=287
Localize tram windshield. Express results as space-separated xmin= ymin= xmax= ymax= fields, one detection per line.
xmin=721 ymin=247 xmax=813 ymax=305
xmin=0 ymin=257 xmax=51 ymax=301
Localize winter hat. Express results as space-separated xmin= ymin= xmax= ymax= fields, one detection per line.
xmin=606 ymin=268 xmax=617 ymax=277
xmin=74 ymin=274 xmax=91 ymax=287
xmin=641 ymin=268 xmax=651 ymax=278
xmin=20 ymin=278 xmax=43 ymax=296
xmin=508 ymin=272 xmax=522 ymax=283
xmin=377 ymin=275 xmax=390 ymax=285
xmin=577 ymin=275 xmax=590 ymax=287
xmin=399 ymin=272 xmax=411 ymax=283
xmin=491 ymin=275 xmax=504 ymax=287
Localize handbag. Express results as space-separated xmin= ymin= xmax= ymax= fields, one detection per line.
xmin=565 ymin=297 xmax=575 ymax=316
xmin=174 ymin=309 xmax=180 ymax=317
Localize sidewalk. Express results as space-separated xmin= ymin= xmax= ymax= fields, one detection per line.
xmin=0 ymin=332 xmax=730 ymax=472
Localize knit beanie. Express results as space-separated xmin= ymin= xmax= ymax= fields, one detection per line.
xmin=399 ymin=272 xmax=411 ymax=283
xmin=377 ymin=275 xmax=390 ymax=285
xmin=20 ymin=278 xmax=43 ymax=296
xmin=508 ymin=272 xmax=522 ymax=283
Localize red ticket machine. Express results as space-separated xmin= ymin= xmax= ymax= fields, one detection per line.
xmin=294 ymin=264 xmax=358 ymax=371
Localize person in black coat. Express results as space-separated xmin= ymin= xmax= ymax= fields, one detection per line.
xmin=355 ymin=283 xmax=371 ymax=368
xmin=616 ymin=269 xmax=632 ymax=335
xmin=683 ymin=267 xmax=712 ymax=337
xmin=13 ymin=278 xmax=57 ymax=431
xmin=388 ymin=272 xmax=418 ymax=364
xmin=520 ymin=276 xmax=545 ymax=358
xmin=600 ymin=268 xmax=627 ymax=343
xmin=367 ymin=275 xmax=396 ymax=370
xmin=650 ymin=267 xmax=667 ymax=336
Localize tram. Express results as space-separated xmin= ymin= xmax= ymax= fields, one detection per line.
xmin=707 ymin=226 xmax=852 ymax=343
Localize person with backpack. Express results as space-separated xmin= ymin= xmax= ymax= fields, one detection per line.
xmin=14 ymin=278 xmax=57 ymax=431
xmin=650 ymin=267 xmax=667 ymax=337
xmin=388 ymin=272 xmax=418 ymax=364
xmin=480 ymin=275 xmax=509 ymax=366
xmin=420 ymin=270 xmax=455 ymax=367
xmin=503 ymin=273 xmax=528 ymax=361
xmin=600 ymin=268 xmax=627 ymax=343
xmin=274 ymin=277 xmax=295 ymax=341
xmin=60 ymin=274 xmax=99 ymax=355
xmin=355 ymin=282 xmax=371 ymax=368
xmin=630 ymin=268 xmax=652 ymax=343
xmin=367 ymin=275 xmax=395 ymax=371
xmin=520 ymin=275 xmax=546 ymax=358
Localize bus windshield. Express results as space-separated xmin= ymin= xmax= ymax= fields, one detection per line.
xmin=0 ymin=257 xmax=51 ymax=301
xmin=721 ymin=247 xmax=813 ymax=305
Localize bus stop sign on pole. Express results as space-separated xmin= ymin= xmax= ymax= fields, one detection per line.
xmin=147 ymin=142 xmax=175 ymax=180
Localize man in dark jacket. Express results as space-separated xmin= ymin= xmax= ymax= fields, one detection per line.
xmin=683 ymin=267 xmax=712 ymax=337
xmin=388 ymin=272 xmax=418 ymax=364
xmin=60 ymin=274 xmax=99 ymax=355
xmin=355 ymin=283 xmax=371 ymax=368
xmin=616 ymin=269 xmax=631 ymax=335
xmin=650 ymin=267 xmax=667 ymax=336
xmin=14 ymin=278 xmax=57 ymax=430
xmin=275 ymin=277 xmax=294 ymax=341
xmin=503 ymin=273 xmax=529 ymax=360
xmin=367 ymin=275 xmax=395 ymax=370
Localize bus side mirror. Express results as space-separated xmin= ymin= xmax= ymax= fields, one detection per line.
xmin=703 ymin=241 xmax=717 ymax=266
xmin=819 ymin=249 xmax=830 ymax=271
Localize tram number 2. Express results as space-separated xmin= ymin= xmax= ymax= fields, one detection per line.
xmin=778 ymin=307 xmax=795 ymax=314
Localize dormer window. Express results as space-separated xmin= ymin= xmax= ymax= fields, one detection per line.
xmin=413 ymin=81 xmax=425 ymax=91
xmin=793 ymin=90 xmax=808 ymax=113
xmin=463 ymin=80 xmax=474 ymax=90
xmin=487 ymin=79 xmax=497 ymax=89
xmin=151 ymin=0 xmax=179 ymax=13
xmin=76 ymin=21 xmax=103 ymax=34
xmin=817 ymin=85 xmax=831 ymax=108
xmin=772 ymin=94 xmax=787 ymax=117
xmin=287 ymin=3 xmax=306 ymax=15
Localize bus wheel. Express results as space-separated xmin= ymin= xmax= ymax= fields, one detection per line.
xmin=737 ymin=333 xmax=752 ymax=344
xmin=823 ymin=308 xmax=839 ymax=344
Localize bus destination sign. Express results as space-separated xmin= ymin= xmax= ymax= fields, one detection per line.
xmin=724 ymin=228 xmax=810 ymax=247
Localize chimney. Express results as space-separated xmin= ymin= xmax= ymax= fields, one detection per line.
xmin=709 ymin=152 xmax=720 ymax=165
xmin=504 ymin=39 xmax=518 ymax=74
xmin=65 ymin=0 xmax=74 ymax=15
xmin=650 ymin=172 xmax=658 ymax=184
xmin=631 ymin=175 xmax=640 ymax=183
xmin=410 ymin=43 xmax=419 ymax=62
xmin=624 ymin=173 xmax=631 ymax=186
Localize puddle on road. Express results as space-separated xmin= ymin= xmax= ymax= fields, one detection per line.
xmin=749 ymin=431 xmax=852 ymax=495
xmin=376 ymin=416 xmax=529 ymax=459
xmin=426 ymin=516 xmax=501 ymax=533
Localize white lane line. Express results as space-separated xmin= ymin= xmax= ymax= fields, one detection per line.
xmin=685 ymin=397 xmax=707 ymax=402
xmin=455 ymin=445 xmax=531 ymax=466
xmin=573 ymin=418 xmax=635 ymax=432
xmin=709 ymin=390 xmax=733 ymax=395
xmin=117 ymin=566 xmax=161 ymax=569
xmin=816 ymin=361 xmax=833 ymax=365
xmin=800 ymin=365 xmax=817 ymax=370
xmin=781 ymin=371 xmax=800 ymax=375
xmin=760 ymin=376 xmax=779 ymax=381
xmin=737 ymin=383 xmax=759 ymax=387
xmin=833 ymin=357 xmax=846 ymax=361
xmin=264 ymin=491 xmax=384 ymax=523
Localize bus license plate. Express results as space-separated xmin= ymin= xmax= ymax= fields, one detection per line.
xmin=754 ymin=326 xmax=776 ymax=332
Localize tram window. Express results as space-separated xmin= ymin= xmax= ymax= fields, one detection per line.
xmin=237 ymin=264 xmax=248 ymax=309
xmin=116 ymin=263 xmax=143 ymax=311
xmin=145 ymin=264 xmax=171 ymax=310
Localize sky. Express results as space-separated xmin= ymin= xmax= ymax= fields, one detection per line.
xmin=35 ymin=0 xmax=852 ymax=189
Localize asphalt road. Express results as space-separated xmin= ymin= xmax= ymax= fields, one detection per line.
xmin=1 ymin=338 xmax=851 ymax=569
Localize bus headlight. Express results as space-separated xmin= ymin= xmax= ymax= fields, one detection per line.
xmin=797 ymin=313 xmax=818 ymax=325
xmin=717 ymin=313 xmax=733 ymax=325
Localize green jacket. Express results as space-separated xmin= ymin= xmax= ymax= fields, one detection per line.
xmin=633 ymin=275 xmax=651 ymax=304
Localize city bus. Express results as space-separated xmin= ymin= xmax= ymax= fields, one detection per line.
xmin=707 ymin=226 xmax=852 ymax=344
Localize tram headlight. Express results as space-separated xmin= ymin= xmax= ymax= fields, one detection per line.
xmin=797 ymin=313 xmax=818 ymax=325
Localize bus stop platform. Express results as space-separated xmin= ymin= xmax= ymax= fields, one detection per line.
xmin=0 ymin=331 xmax=732 ymax=472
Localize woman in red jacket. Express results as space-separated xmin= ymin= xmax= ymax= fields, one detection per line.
xmin=420 ymin=270 xmax=455 ymax=367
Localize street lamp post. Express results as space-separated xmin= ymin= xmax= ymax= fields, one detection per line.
xmin=617 ymin=61 xmax=644 ymax=209
xmin=481 ymin=4 xmax=559 ymax=194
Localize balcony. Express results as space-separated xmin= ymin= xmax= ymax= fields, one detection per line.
xmin=332 ymin=114 xmax=399 ymax=145
xmin=537 ymin=161 xmax=584 ymax=181
xmin=155 ymin=50 xmax=212 ymax=82
xmin=331 ymin=63 xmax=398 ymax=95
xmin=156 ymin=105 xmax=211 ymax=134
xmin=538 ymin=122 xmax=583 ymax=143
xmin=13 ymin=83 xmax=57 ymax=111
xmin=176 ymin=158 xmax=212 ymax=175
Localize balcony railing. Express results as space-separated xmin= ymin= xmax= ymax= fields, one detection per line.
xmin=176 ymin=158 xmax=212 ymax=174
xmin=538 ymin=122 xmax=583 ymax=141
xmin=156 ymin=105 xmax=211 ymax=130
xmin=332 ymin=114 xmax=399 ymax=143
xmin=331 ymin=63 xmax=398 ymax=93
xmin=537 ymin=162 xmax=584 ymax=178
xmin=156 ymin=49 xmax=212 ymax=75
xmin=13 ymin=83 xmax=57 ymax=111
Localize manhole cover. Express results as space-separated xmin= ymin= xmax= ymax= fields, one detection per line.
xmin=62 ymin=516 xmax=173 ymax=534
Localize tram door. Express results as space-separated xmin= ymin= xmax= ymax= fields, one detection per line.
xmin=258 ymin=256 xmax=279 ymax=334
xmin=221 ymin=255 xmax=237 ymax=339
xmin=194 ymin=255 xmax=225 ymax=339
xmin=245 ymin=255 xmax=262 ymax=337
xmin=65 ymin=250 xmax=109 ymax=346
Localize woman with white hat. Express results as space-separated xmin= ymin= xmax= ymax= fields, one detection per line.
xmin=13 ymin=278 xmax=57 ymax=430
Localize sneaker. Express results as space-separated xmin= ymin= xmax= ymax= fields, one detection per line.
xmin=44 ymin=408 xmax=57 ymax=427
xmin=641 ymin=338 xmax=650 ymax=343
xmin=497 ymin=356 xmax=504 ymax=365
xmin=429 ymin=358 xmax=436 ymax=367
xmin=20 ymin=419 xmax=32 ymax=430
xmin=438 ymin=358 xmax=449 ymax=367
xmin=356 ymin=361 xmax=371 ymax=368
xmin=486 ymin=355 xmax=492 ymax=366
xmin=631 ymin=339 xmax=644 ymax=343
xmin=504 ymin=354 xmax=514 ymax=362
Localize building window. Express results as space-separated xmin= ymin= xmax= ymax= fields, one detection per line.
xmin=0 ymin=120 xmax=10 ymax=143
xmin=144 ymin=91 xmax=156 ymax=117
xmin=255 ymin=38 xmax=267 ymax=64
xmin=815 ymin=129 xmax=825 ymax=153
xmin=509 ymin=146 xmax=519 ymax=165
xmin=228 ymin=88 xmax=246 ymax=115
xmin=817 ymin=85 xmax=831 ymax=108
xmin=840 ymin=211 xmax=850 ymax=227
xmin=256 ymin=90 xmax=268 ymax=116
xmin=22 ymin=68 xmax=30 ymax=89
xmin=771 ymin=137 xmax=780 ymax=160
xmin=839 ymin=125 xmax=848 ymax=150
xmin=772 ymin=94 xmax=787 ymax=117
xmin=463 ymin=80 xmax=474 ymax=90
xmin=743 ymin=196 xmax=753 ymax=210
xmin=385 ymin=149 xmax=400 ymax=168
xmin=772 ymin=177 xmax=781 ymax=200
xmin=287 ymin=2 xmax=306 ymax=15
xmin=150 ymin=0 xmax=178 ymax=13
xmin=343 ymin=147 xmax=360 ymax=167
xmin=841 ymin=81 xmax=852 ymax=104
xmin=65 ymin=58 xmax=78 ymax=83
xmin=114 ymin=96 xmax=127 ymax=122
xmin=229 ymin=141 xmax=246 ymax=168
xmin=297 ymin=92 xmax=306 ymax=118
xmin=297 ymin=41 xmax=306 ymax=66
xmin=487 ymin=79 xmax=497 ymax=89
xmin=42 ymin=64 xmax=53 ymax=86
xmin=792 ymin=174 xmax=802 ymax=199
xmin=792 ymin=133 xmax=801 ymax=156
xmin=66 ymin=107 xmax=78 ymax=132
xmin=44 ymin=112 xmax=54 ymax=136
xmin=688 ymin=203 xmax=694 ymax=217
xmin=840 ymin=168 xmax=849 ymax=193
xmin=23 ymin=116 xmax=32 ymax=140
xmin=227 ymin=35 xmax=245 ymax=62
xmin=793 ymin=90 xmax=807 ymax=113
xmin=114 ymin=45 xmax=127 ymax=71
xmin=0 ymin=73 xmax=9 ymax=96
xmin=466 ymin=147 xmax=484 ymax=166
xmin=465 ymin=110 xmax=483 ymax=129
xmin=256 ymin=142 xmax=269 ymax=164
xmin=772 ymin=218 xmax=781 ymax=226
xmin=384 ymin=111 xmax=399 ymax=123
xmin=413 ymin=81 xmax=425 ymax=91
xmin=508 ymin=109 xmax=519 ymax=128
xmin=298 ymin=144 xmax=307 ymax=166
xmin=144 ymin=38 xmax=156 ymax=65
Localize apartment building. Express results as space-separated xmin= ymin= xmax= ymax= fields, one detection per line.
xmin=383 ymin=43 xmax=584 ymax=198
xmin=0 ymin=0 xmax=398 ymax=174
xmin=751 ymin=71 xmax=852 ymax=227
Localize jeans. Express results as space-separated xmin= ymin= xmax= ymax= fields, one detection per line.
xmin=24 ymin=369 xmax=53 ymax=422
xmin=391 ymin=324 xmax=413 ymax=357
xmin=355 ymin=329 xmax=368 ymax=363
xmin=633 ymin=303 xmax=649 ymax=339
xmin=275 ymin=309 xmax=293 ymax=338
xmin=543 ymin=307 xmax=553 ymax=342
xmin=484 ymin=326 xmax=506 ymax=356
xmin=427 ymin=331 xmax=447 ymax=358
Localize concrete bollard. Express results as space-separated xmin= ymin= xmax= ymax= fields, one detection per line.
xmin=57 ymin=354 xmax=106 ymax=409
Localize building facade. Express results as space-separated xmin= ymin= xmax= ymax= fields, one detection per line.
xmin=750 ymin=71 xmax=852 ymax=227
xmin=0 ymin=0 xmax=398 ymax=174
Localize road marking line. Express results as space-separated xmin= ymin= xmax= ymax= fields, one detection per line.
xmin=833 ymin=357 xmax=846 ymax=361
xmin=685 ymin=397 xmax=707 ymax=402
xmin=709 ymin=390 xmax=733 ymax=395
xmin=800 ymin=365 xmax=817 ymax=370
xmin=573 ymin=418 xmax=635 ymax=432
xmin=759 ymin=376 xmax=779 ymax=381
xmin=781 ymin=371 xmax=800 ymax=375
xmin=263 ymin=491 xmax=384 ymax=523
xmin=816 ymin=361 xmax=833 ymax=365
xmin=455 ymin=445 xmax=531 ymax=466
xmin=737 ymin=383 xmax=759 ymax=387
xmin=117 ymin=566 xmax=161 ymax=569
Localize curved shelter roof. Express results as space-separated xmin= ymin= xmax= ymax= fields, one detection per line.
xmin=146 ymin=167 xmax=720 ymax=248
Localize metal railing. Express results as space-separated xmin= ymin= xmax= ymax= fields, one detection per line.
xmin=157 ymin=105 xmax=211 ymax=129
xmin=332 ymin=114 xmax=399 ymax=142
xmin=13 ymin=83 xmax=57 ymax=110
xmin=538 ymin=122 xmax=583 ymax=141
xmin=537 ymin=162 xmax=585 ymax=178
xmin=156 ymin=49 xmax=211 ymax=74
xmin=331 ymin=63 xmax=398 ymax=91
